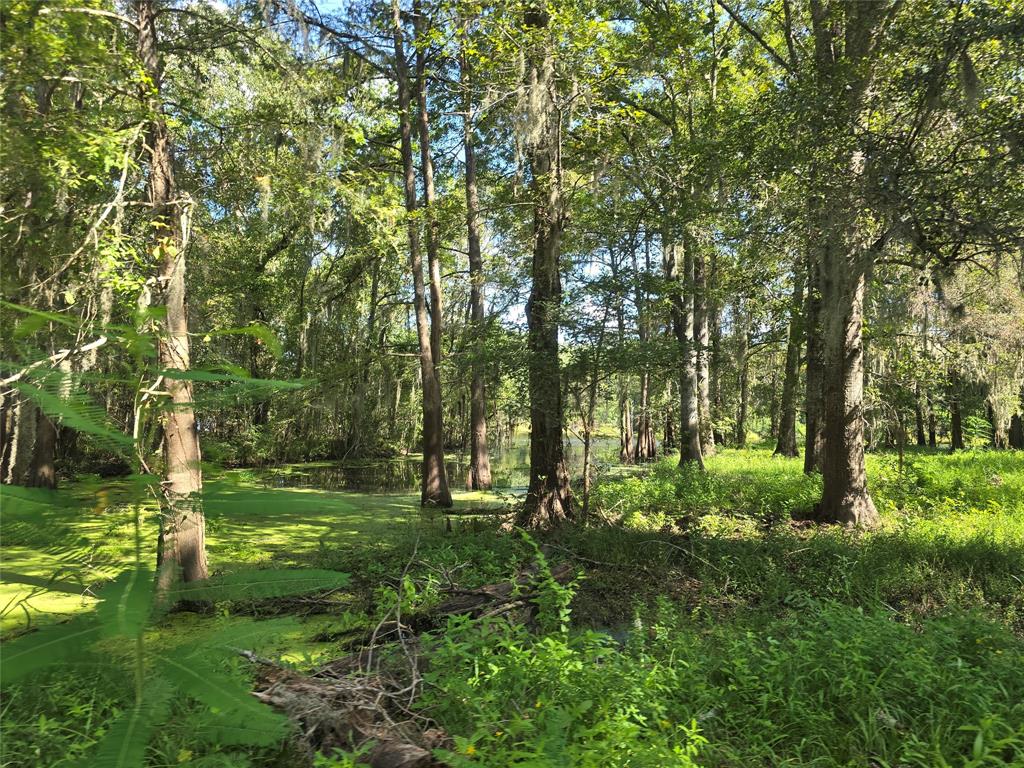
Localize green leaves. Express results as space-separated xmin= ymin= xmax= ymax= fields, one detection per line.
xmin=0 ymin=618 xmax=102 ymax=685
xmin=96 ymin=565 xmax=154 ymax=638
xmin=154 ymin=655 xmax=287 ymax=744
xmin=83 ymin=679 xmax=173 ymax=768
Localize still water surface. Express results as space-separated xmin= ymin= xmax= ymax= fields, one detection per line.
xmin=262 ymin=437 xmax=621 ymax=493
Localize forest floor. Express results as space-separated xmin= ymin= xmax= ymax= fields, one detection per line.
xmin=2 ymin=447 xmax=1023 ymax=767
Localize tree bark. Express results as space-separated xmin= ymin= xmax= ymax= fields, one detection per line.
xmin=914 ymin=383 xmax=926 ymax=446
xmin=612 ymin=247 xmax=634 ymax=464
xmin=632 ymin=238 xmax=655 ymax=460
xmin=664 ymin=235 xmax=703 ymax=469
xmin=1009 ymin=412 xmax=1023 ymax=449
xmin=735 ymin=309 xmax=750 ymax=448
xmin=27 ymin=408 xmax=57 ymax=489
xmin=949 ymin=385 xmax=965 ymax=452
xmin=815 ymin=239 xmax=879 ymax=527
xmin=3 ymin=396 xmax=38 ymax=486
xmin=803 ymin=253 xmax=825 ymax=473
xmin=460 ymin=35 xmax=492 ymax=491
xmin=695 ymin=250 xmax=715 ymax=456
xmin=414 ymin=2 xmax=444 ymax=370
xmin=137 ymin=0 xmax=207 ymax=587
xmin=393 ymin=0 xmax=452 ymax=507
xmin=774 ymin=266 xmax=804 ymax=458
xmin=516 ymin=6 xmax=573 ymax=527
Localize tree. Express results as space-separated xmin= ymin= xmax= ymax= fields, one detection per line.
xmin=392 ymin=0 xmax=452 ymax=507
xmin=136 ymin=0 xmax=208 ymax=586
xmin=516 ymin=2 xmax=573 ymax=527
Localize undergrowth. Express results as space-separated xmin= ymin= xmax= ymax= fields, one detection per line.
xmin=2 ymin=448 xmax=1023 ymax=767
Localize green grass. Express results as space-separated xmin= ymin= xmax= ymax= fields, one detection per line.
xmin=2 ymin=447 xmax=1023 ymax=767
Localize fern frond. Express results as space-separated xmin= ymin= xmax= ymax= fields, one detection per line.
xmin=170 ymin=569 xmax=349 ymax=604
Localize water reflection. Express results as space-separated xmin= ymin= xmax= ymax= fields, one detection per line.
xmin=263 ymin=438 xmax=620 ymax=493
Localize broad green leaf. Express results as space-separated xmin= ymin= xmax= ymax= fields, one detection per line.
xmin=15 ymin=382 xmax=132 ymax=449
xmin=171 ymin=569 xmax=349 ymax=604
xmin=0 ymin=618 xmax=102 ymax=684
xmin=96 ymin=565 xmax=155 ymax=638
xmin=155 ymin=655 xmax=286 ymax=734
xmin=84 ymin=678 xmax=172 ymax=768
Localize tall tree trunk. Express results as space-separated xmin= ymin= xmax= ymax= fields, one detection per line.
xmin=735 ymin=310 xmax=750 ymax=448
xmin=949 ymin=384 xmax=965 ymax=452
xmin=803 ymin=253 xmax=825 ymax=474
xmin=394 ymin=0 xmax=451 ymax=507
xmin=460 ymin=37 xmax=492 ymax=491
xmin=414 ymin=2 xmax=444 ymax=370
xmin=137 ymin=0 xmax=207 ymax=586
xmin=612 ymin=247 xmax=634 ymax=464
xmin=663 ymin=377 xmax=676 ymax=450
xmin=632 ymin=237 xmax=654 ymax=460
xmin=709 ymin=250 xmax=724 ymax=445
xmin=774 ymin=267 xmax=804 ymax=457
xmin=914 ymin=383 xmax=926 ymax=446
xmin=515 ymin=6 xmax=572 ymax=527
xmin=664 ymin=235 xmax=703 ymax=469
xmin=695 ymin=250 xmax=715 ymax=456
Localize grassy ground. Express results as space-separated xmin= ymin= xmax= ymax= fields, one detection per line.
xmin=2 ymin=447 xmax=1022 ymax=766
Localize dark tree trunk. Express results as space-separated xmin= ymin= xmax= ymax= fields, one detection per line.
xmin=774 ymin=267 xmax=804 ymax=458
xmin=415 ymin=2 xmax=444 ymax=369
xmin=137 ymin=0 xmax=207 ymax=587
xmin=27 ymin=409 xmax=57 ymax=489
xmin=663 ymin=377 xmax=676 ymax=450
xmin=460 ymin=38 xmax=492 ymax=491
xmin=393 ymin=0 xmax=451 ymax=507
xmin=664 ymin=235 xmax=703 ymax=469
xmin=516 ymin=7 xmax=572 ymax=527
xmin=1009 ymin=413 xmax=1023 ymax=449
xmin=461 ymin=87 xmax=491 ymax=489
xmin=914 ymin=383 xmax=926 ymax=446
xmin=927 ymin=396 xmax=937 ymax=447
xmin=950 ymin=392 xmax=965 ymax=452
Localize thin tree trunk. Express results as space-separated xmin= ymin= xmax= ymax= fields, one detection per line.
xmin=736 ymin=311 xmax=750 ymax=448
xmin=632 ymin=237 xmax=654 ymax=460
xmin=914 ymin=383 xmax=926 ymax=446
xmin=414 ymin=4 xmax=444 ymax=371
xmin=517 ymin=7 xmax=573 ymax=526
xmin=137 ymin=0 xmax=207 ymax=587
xmin=695 ymin=249 xmax=715 ymax=456
xmin=394 ymin=0 xmax=451 ymax=507
xmin=949 ymin=385 xmax=965 ymax=452
xmin=460 ymin=35 xmax=491 ymax=490
xmin=612 ymin=247 xmax=634 ymax=464
xmin=775 ymin=267 xmax=804 ymax=457
xmin=803 ymin=253 xmax=825 ymax=474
